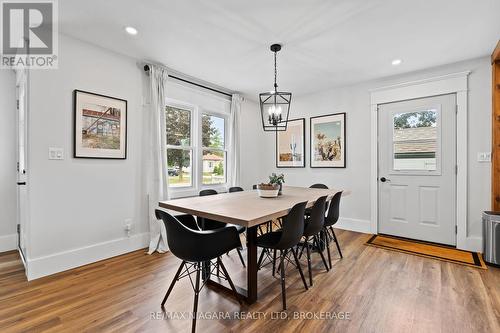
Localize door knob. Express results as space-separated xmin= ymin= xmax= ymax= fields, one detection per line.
xmin=380 ymin=177 xmax=390 ymax=183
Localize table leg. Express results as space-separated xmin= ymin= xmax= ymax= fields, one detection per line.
xmin=205 ymin=225 xmax=259 ymax=304
xmin=246 ymin=226 xmax=258 ymax=303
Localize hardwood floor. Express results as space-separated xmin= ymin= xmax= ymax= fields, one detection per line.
xmin=1 ymin=230 xmax=499 ymax=333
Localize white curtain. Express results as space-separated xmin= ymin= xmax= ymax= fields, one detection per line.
xmin=228 ymin=94 xmax=243 ymax=187
xmin=147 ymin=64 xmax=170 ymax=254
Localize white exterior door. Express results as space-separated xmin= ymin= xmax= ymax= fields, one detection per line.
xmin=378 ymin=94 xmax=456 ymax=246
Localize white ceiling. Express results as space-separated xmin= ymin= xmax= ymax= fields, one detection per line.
xmin=59 ymin=0 xmax=500 ymax=99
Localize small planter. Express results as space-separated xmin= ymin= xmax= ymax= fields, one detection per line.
xmin=257 ymin=183 xmax=280 ymax=198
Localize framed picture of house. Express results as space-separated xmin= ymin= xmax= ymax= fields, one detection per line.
xmin=276 ymin=118 xmax=305 ymax=168
xmin=73 ymin=90 xmax=127 ymax=159
xmin=310 ymin=113 xmax=346 ymax=168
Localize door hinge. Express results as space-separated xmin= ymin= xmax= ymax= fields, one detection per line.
xmin=16 ymin=99 xmax=19 ymax=110
xmin=455 ymin=165 xmax=458 ymax=174
xmin=17 ymin=224 xmax=21 ymax=233
xmin=455 ymin=225 xmax=458 ymax=234
xmin=455 ymin=104 xmax=458 ymax=114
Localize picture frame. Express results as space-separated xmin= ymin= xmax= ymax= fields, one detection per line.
xmin=276 ymin=118 xmax=305 ymax=168
xmin=310 ymin=112 xmax=346 ymax=168
xmin=73 ymin=90 xmax=127 ymax=159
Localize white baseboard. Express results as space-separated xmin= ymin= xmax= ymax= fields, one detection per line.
xmin=26 ymin=232 xmax=150 ymax=281
xmin=0 ymin=234 xmax=17 ymax=252
xmin=335 ymin=217 xmax=372 ymax=234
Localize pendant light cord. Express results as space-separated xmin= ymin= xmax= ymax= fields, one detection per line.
xmin=274 ymin=50 xmax=278 ymax=90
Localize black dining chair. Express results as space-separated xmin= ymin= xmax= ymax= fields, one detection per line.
xmin=301 ymin=196 xmax=330 ymax=286
xmin=198 ymin=189 xmax=246 ymax=267
xmin=306 ymin=184 xmax=330 ymax=216
xmin=228 ymin=186 xmax=244 ymax=192
xmin=310 ymin=183 xmax=328 ymax=189
xmin=324 ymin=191 xmax=343 ymax=269
xmin=256 ymin=201 xmax=309 ymax=310
xmin=155 ymin=209 xmax=242 ymax=333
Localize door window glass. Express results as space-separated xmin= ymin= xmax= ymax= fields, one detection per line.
xmin=393 ymin=109 xmax=437 ymax=171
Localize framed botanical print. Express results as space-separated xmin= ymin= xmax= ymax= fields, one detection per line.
xmin=74 ymin=90 xmax=127 ymax=159
xmin=276 ymin=118 xmax=305 ymax=168
xmin=310 ymin=113 xmax=346 ymax=168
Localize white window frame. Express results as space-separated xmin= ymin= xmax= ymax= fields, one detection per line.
xmin=389 ymin=105 xmax=442 ymax=175
xmin=199 ymin=110 xmax=228 ymax=191
xmin=165 ymin=98 xmax=229 ymax=198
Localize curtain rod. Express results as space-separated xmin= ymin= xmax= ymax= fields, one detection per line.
xmin=143 ymin=64 xmax=233 ymax=98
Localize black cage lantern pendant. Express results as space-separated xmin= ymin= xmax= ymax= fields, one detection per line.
xmin=259 ymin=44 xmax=292 ymax=131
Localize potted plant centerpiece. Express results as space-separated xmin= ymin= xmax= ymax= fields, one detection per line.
xmin=269 ymin=173 xmax=285 ymax=195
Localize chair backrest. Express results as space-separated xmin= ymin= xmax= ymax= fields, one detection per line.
xmin=199 ymin=189 xmax=218 ymax=196
xmin=275 ymin=201 xmax=308 ymax=250
xmin=325 ymin=191 xmax=342 ymax=227
xmin=155 ymin=209 xmax=204 ymax=262
xmin=310 ymin=183 xmax=328 ymax=189
xmin=309 ymin=184 xmax=329 ymax=212
xmin=155 ymin=210 xmax=199 ymax=230
xmin=304 ymin=196 xmax=327 ymax=237
xmin=229 ymin=186 xmax=244 ymax=193
xmin=156 ymin=209 xmax=240 ymax=262
xmin=198 ymin=189 xmax=225 ymax=230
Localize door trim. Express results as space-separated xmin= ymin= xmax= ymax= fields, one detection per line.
xmin=369 ymin=71 xmax=476 ymax=251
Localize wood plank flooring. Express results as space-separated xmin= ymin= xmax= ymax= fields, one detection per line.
xmin=0 ymin=230 xmax=499 ymax=333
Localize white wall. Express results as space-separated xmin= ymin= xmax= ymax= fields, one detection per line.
xmin=26 ymin=35 xmax=148 ymax=279
xmin=0 ymin=70 xmax=17 ymax=252
xmin=24 ymin=35 xmax=265 ymax=279
xmin=240 ymin=99 xmax=268 ymax=190
xmin=260 ymin=57 xmax=491 ymax=242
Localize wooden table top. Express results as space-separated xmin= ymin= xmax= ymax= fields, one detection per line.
xmin=159 ymin=186 xmax=347 ymax=228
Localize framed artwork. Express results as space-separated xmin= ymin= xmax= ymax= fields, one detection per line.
xmin=276 ymin=118 xmax=305 ymax=168
xmin=310 ymin=112 xmax=346 ymax=168
xmin=74 ymin=90 xmax=127 ymax=159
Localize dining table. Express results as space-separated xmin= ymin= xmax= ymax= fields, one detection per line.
xmin=159 ymin=185 xmax=347 ymax=305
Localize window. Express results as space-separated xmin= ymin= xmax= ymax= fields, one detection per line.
xmin=202 ymin=114 xmax=226 ymax=185
xmin=166 ymin=106 xmax=193 ymax=187
xmin=165 ymin=101 xmax=228 ymax=193
xmin=393 ymin=109 xmax=438 ymax=171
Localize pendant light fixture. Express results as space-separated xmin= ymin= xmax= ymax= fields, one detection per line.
xmin=259 ymin=44 xmax=292 ymax=131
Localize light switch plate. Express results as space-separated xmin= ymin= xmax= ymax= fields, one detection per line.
xmin=477 ymin=152 xmax=491 ymax=162
xmin=48 ymin=147 xmax=64 ymax=160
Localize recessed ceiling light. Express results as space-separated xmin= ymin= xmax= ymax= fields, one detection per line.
xmin=125 ymin=26 xmax=138 ymax=36
xmin=392 ymin=59 xmax=402 ymax=66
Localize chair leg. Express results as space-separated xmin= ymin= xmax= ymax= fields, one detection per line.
xmin=258 ymin=225 xmax=264 ymax=235
xmin=298 ymin=241 xmax=306 ymax=259
xmin=217 ymin=257 xmax=243 ymax=305
xmin=305 ymin=237 xmax=313 ymax=286
xmin=191 ymin=263 xmax=201 ymax=333
xmin=279 ymin=249 xmax=287 ymax=310
xmin=161 ymin=261 xmax=185 ymax=307
xmin=314 ymin=235 xmax=330 ymax=272
xmin=291 ymin=248 xmax=308 ymax=291
xmin=272 ymin=249 xmax=277 ymax=277
xmin=325 ymin=229 xmax=332 ymax=270
xmin=236 ymin=248 xmax=246 ymax=267
xmin=257 ymin=248 xmax=266 ymax=270
xmin=330 ymin=227 xmax=343 ymax=258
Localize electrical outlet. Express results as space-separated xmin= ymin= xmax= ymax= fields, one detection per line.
xmin=124 ymin=219 xmax=133 ymax=237
xmin=477 ymin=152 xmax=491 ymax=162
